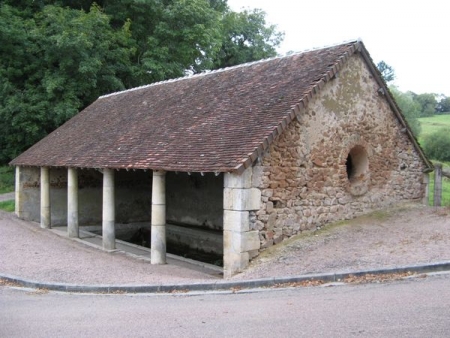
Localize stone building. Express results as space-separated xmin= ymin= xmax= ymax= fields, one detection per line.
xmin=10 ymin=40 xmax=433 ymax=277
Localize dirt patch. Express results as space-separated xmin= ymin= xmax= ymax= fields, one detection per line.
xmin=232 ymin=203 xmax=450 ymax=280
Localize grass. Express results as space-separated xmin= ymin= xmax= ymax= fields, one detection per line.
xmin=416 ymin=115 xmax=450 ymax=206
xmin=0 ymin=200 xmax=14 ymax=212
xmin=428 ymin=164 xmax=450 ymax=206
xmin=418 ymin=113 xmax=450 ymax=145
xmin=0 ymin=166 xmax=15 ymax=194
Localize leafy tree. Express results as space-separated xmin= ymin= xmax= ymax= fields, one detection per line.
xmin=389 ymin=86 xmax=421 ymax=136
xmin=437 ymin=96 xmax=450 ymax=113
xmin=0 ymin=4 xmax=134 ymax=162
xmin=414 ymin=93 xmax=437 ymax=117
xmin=140 ymin=0 xmax=223 ymax=81
xmin=0 ymin=1 xmax=284 ymax=164
xmin=377 ymin=61 xmax=395 ymax=83
xmin=214 ymin=8 xmax=284 ymax=68
xmin=422 ymin=128 xmax=450 ymax=162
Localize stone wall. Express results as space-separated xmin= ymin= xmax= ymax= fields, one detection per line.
xmin=166 ymin=172 xmax=223 ymax=230
xmin=252 ymin=54 xmax=428 ymax=249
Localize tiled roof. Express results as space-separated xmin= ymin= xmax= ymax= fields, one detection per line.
xmin=9 ymin=40 xmax=432 ymax=173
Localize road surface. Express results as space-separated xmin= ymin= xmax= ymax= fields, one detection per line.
xmin=1 ymin=273 xmax=450 ymax=337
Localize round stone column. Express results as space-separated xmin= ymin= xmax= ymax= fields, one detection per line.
xmin=67 ymin=168 xmax=79 ymax=238
xmin=40 ymin=167 xmax=51 ymax=229
xmin=102 ymin=168 xmax=115 ymax=250
xmin=151 ymin=170 xmax=166 ymax=264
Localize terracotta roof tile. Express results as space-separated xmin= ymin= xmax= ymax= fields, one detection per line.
xmin=12 ymin=41 xmax=365 ymax=172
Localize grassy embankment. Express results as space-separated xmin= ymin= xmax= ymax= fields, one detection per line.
xmin=418 ymin=114 xmax=450 ymax=206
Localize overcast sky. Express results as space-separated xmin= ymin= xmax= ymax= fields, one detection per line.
xmin=227 ymin=0 xmax=450 ymax=96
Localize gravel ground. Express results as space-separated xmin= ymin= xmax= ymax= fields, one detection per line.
xmin=1 ymin=202 xmax=449 ymax=285
xmin=234 ymin=203 xmax=450 ymax=280
xmin=0 ymin=193 xmax=14 ymax=202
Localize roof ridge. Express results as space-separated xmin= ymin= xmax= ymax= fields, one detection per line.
xmin=100 ymin=39 xmax=360 ymax=99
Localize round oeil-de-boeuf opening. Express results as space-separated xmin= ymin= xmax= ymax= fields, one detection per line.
xmin=346 ymin=145 xmax=368 ymax=182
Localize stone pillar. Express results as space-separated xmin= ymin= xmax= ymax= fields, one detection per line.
xmin=67 ymin=168 xmax=79 ymax=238
xmin=223 ymin=167 xmax=261 ymax=278
xmin=102 ymin=168 xmax=115 ymax=250
xmin=151 ymin=170 xmax=166 ymax=264
xmin=15 ymin=166 xmax=23 ymax=218
xmin=40 ymin=167 xmax=51 ymax=229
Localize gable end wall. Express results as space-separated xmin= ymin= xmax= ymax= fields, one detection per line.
xmin=252 ymin=54 xmax=427 ymax=249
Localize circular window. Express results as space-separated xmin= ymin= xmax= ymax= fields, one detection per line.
xmin=345 ymin=145 xmax=369 ymax=196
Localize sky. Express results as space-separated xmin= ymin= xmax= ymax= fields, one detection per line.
xmin=227 ymin=0 xmax=450 ymax=96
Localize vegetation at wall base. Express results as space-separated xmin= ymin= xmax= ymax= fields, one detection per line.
xmin=0 ymin=200 xmax=14 ymax=212
xmin=0 ymin=166 xmax=14 ymax=194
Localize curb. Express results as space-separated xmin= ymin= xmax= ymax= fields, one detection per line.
xmin=2 ymin=261 xmax=450 ymax=294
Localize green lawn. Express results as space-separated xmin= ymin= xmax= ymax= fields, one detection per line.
xmin=418 ymin=113 xmax=450 ymax=145
xmin=0 ymin=200 xmax=14 ymax=212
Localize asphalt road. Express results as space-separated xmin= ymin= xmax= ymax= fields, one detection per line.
xmin=1 ymin=273 xmax=450 ymax=337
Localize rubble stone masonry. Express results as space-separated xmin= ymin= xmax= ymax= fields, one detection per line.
xmin=251 ymin=55 xmax=427 ymax=249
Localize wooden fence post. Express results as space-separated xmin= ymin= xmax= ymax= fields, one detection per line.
xmin=434 ymin=164 xmax=442 ymax=207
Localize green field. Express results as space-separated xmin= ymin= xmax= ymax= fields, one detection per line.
xmin=417 ymin=114 xmax=450 ymax=145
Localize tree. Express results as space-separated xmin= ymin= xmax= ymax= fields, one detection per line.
xmin=436 ymin=96 xmax=450 ymax=113
xmin=0 ymin=1 xmax=284 ymax=164
xmin=213 ymin=8 xmax=284 ymax=69
xmin=422 ymin=128 xmax=450 ymax=162
xmin=415 ymin=93 xmax=437 ymax=117
xmin=377 ymin=61 xmax=395 ymax=83
xmin=0 ymin=4 xmax=135 ymax=163
xmin=389 ymin=87 xmax=421 ymax=136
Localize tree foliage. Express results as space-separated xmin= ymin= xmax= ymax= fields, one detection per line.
xmin=422 ymin=128 xmax=450 ymax=162
xmin=414 ymin=93 xmax=437 ymax=117
xmin=389 ymin=86 xmax=422 ymax=136
xmin=0 ymin=4 xmax=134 ymax=163
xmin=377 ymin=61 xmax=395 ymax=83
xmin=0 ymin=1 xmax=283 ymax=164
xmin=214 ymin=8 xmax=284 ymax=68
xmin=436 ymin=96 xmax=450 ymax=114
